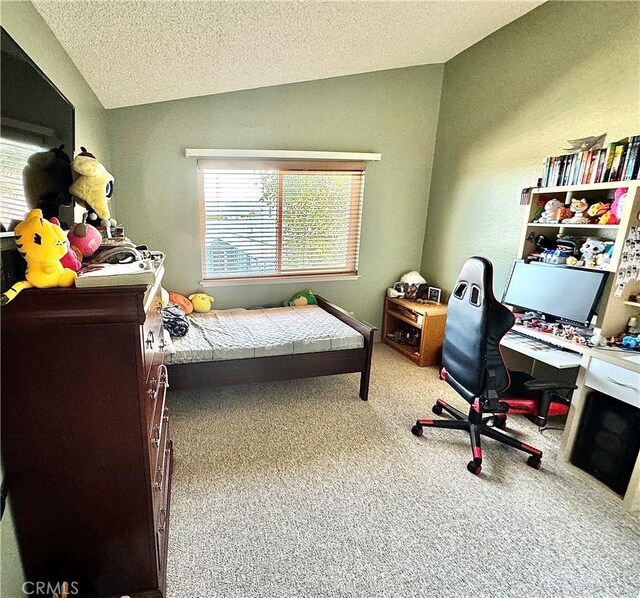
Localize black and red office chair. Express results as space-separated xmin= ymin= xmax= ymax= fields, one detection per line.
xmin=411 ymin=256 xmax=576 ymax=475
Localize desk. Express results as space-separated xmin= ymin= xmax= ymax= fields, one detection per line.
xmin=560 ymin=347 xmax=640 ymax=511
xmin=500 ymin=327 xmax=640 ymax=511
xmin=501 ymin=331 xmax=582 ymax=369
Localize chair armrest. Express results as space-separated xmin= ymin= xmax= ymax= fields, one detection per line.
xmin=524 ymin=380 xmax=578 ymax=392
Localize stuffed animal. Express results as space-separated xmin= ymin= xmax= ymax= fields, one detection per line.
xmin=562 ymin=198 xmax=590 ymax=224
xmin=609 ymin=187 xmax=627 ymax=224
xmin=189 ymin=293 xmax=215 ymax=313
xmin=532 ymin=196 xmax=548 ymax=222
xmin=66 ymin=222 xmax=102 ymax=262
xmin=283 ymin=290 xmax=317 ymax=307
xmin=548 ymin=206 xmax=572 ymax=224
xmin=580 ymin=237 xmax=607 ymax=267
xmin=534 ymin=199 xmax=564 ymax=223
xmin=160 ymin=287 xmax=170 ymax=308
xmin=1 ymin=209 xmax=77 ymax=305
xmin=69 ymin=147 xmax=116 ymax=231
xmin=50 ymin=217 xmax=82 ymax=272
xmin=22 ymin=145 xmax=73 ymax=220
xmin=169 ymin=292 xmax=194 ymax=314
xmin=399 ymin=271 xmax=427 ymax=285
xmin=587 ymin=201 xmax=614 ymax=224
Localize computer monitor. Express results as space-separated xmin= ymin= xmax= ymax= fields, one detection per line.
xmin=502 ymin=261 xmax=609 ymax=327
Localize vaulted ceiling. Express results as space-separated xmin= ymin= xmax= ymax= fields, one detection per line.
xmin=33 ymin=0 xmax=543 ymax=109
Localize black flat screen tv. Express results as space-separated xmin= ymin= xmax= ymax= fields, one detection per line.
xmin=502 ymin=260 xmax=609 ymax=327
xmin=1 ymin=27 xmax=75 ymax=230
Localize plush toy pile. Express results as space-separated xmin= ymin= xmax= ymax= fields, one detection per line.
xmin=533 ymin=190 xmax=626 ymax=226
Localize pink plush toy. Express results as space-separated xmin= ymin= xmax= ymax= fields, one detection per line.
xmin=67 ymin=222 xmax=102 ymax=262
xmin=608 ymin=187 xmax=627 ymax=224
xmin=50 ymin=217 xmax=82 ymax=272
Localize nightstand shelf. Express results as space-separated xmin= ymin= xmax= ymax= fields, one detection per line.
xmin=382 ymin=297 xmax=447 ymax=367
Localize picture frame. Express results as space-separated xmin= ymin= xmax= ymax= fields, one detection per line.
xmin=427 ymin=286 xmax=442 ymax=304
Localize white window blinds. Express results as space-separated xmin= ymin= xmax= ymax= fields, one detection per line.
xmin=0 ymin=138 xmax=40 ymax=230
xmin=198 ymin=160 xmax=366 ymax=281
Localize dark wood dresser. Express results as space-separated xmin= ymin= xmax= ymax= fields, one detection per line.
xmin=1 ymin=267 xmax=172 ymax=597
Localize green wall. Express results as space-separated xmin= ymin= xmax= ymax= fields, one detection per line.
xmin=421 ymin=0 xmax=640 ymax=298
xmin=1 ymin=3 xmax=109 ymax=595
xmin=108 ymin=65 xmax=444 ymax=327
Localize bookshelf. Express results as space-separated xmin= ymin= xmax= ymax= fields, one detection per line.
xmin=516 ymin=179 xmax=640 ymax=337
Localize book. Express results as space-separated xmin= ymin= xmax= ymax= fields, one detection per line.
xmin=623 ymin=135 xmax=639 ymax=180
xmin=608 ymin=140 xmax=628 ymax=182
xmin=602 ymin=142 xmax=617 ymax=182
xmin=594 ymin=149 xmax=606 ymax=183
xmin=75 ymin=260 xmax=159 ymax=288
xmin=583 ymin=150 xmax=596 ymax=184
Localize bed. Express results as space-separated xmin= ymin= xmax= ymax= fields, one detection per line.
xmin=165 ymin=296 xmax=376 ymax=400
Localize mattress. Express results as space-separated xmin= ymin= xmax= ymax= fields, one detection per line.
xmin=165 ymin=305 xmax=364 ymax=365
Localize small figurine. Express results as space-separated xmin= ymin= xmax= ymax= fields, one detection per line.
xmin=562 ymin=198 xmax=590 ymax=224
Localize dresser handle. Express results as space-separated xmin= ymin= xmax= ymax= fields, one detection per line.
xmin=151 ymin=424 xmax=160 ymax=447
xmin=162 ymin=407 xmax=169 ymax=422
xmin=154 ymin=468 xmax=163 ymax=491
xmin=156 ymin=301 xmax=163 ymax=314
xmin=159 ymin=339 xmax=166 ymax=353
xmin=147 ymin=387 xmax=157 ymax=402
xmin=605 ymin=375 xmax=637 ymax=390
xmin=158 ymin=364 xmax=170 ymax=388
xmin=145 ymin=330 xmax=154 ymax=349
xmin=158 ymin=507 xmax=167 ymax=532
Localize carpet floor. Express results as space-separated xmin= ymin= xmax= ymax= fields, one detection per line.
xmin=166 ymin=344 xmax=640 ymax=598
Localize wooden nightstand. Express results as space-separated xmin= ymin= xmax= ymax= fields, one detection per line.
xmin=382 ymin=296 xmax=447 ymax=367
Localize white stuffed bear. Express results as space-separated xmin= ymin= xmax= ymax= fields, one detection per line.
xmin=534 ymin=199 xmax=564 ymax=223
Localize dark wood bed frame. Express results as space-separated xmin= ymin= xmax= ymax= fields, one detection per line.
xmin=167 ymin=296 xmax=376 ymax=400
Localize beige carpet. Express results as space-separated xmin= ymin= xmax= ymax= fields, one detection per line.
xmin=166 ymin=344 xmax=640 ymax=597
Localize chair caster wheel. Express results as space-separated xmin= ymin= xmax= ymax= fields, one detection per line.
xmin=487 ymin=415 xmax=507 ymax=429
xmin=432 ymin=404 xmax=443 ymax=416
xmin=411 ymin=424 xmax=424 ymax=437
xmin=467 ymin=461 xmax=481 ymax=475
xmin=527 ymin=456 xmax=542 ymax=470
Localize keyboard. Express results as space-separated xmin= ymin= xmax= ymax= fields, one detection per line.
xmin=506 ymin=329 xmax=581 ymax=354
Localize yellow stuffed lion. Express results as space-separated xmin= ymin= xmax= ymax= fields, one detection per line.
xmin=1 ymin=209 xmax=77 ymax=305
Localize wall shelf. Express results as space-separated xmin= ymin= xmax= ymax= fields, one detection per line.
xmin=534 ymin=181 xmax=636 ymax=194
xmin=527 ymin=223 xmax=619 ymax=230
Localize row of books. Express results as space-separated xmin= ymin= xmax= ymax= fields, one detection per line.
xmin=541 ymin=135 xmax=640 ymax=188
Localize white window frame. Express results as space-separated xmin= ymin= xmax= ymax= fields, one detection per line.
xmin=192 ymin=150 xmax=380 ymax=286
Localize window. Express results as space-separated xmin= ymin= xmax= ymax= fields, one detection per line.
xmin=0 ymin=138 xmax=42 ymax=230
xmin=198 ymin=160 xmax=366 ymax=282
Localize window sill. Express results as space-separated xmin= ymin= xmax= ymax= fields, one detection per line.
xmin=200 ymin=274 xmax=360 ymax=287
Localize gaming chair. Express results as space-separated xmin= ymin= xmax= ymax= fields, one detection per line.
xmin=411 ymin=256 xmax=576 ymax=475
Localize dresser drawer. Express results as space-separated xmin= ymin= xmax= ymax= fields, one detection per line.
xmin=155 ymin=440 xmax=173 ymax=589
xmin=152 ymin=417 xmax=170 ymax=521
xmin=149 ymin=368 xmax=168 ymax=466
xmin=146 ymin=364 xmax=168 ymax=433
xmin=585 ymin=359 xmax=640 ymax=408
xmin=142 ymin=295 xmax=164 ymax=380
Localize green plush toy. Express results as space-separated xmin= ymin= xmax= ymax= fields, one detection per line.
xmin=283 ymin=290 xmax=317 ymax=307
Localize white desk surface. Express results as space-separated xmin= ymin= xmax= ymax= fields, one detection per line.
xmin=500 ymin=327 xmax=640 ymax=373
xmin=500 ymin=331 xmax=582 ymax=369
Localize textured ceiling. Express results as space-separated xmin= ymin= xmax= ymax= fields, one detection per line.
xmin=33 ymin=0 xmax=543 ymax=109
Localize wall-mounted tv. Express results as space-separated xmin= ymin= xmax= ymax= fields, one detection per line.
xmin=1 ymin=27 xmax=75 ymax=230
